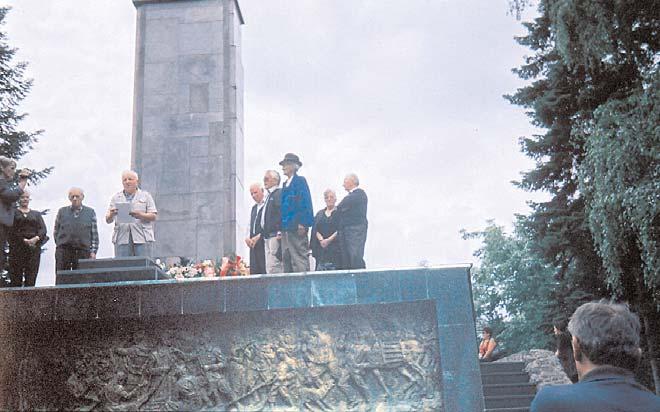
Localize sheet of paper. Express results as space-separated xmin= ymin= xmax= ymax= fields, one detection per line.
xmin=115 ymin=202 xmax=135 ymax=224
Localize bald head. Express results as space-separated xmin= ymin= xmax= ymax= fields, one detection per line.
xmin=122 ymin=170 xmax=139 ymax=194
xmin=68 ymin=187 xmax=85 ymax=209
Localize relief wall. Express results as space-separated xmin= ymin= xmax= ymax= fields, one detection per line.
xmin=2 ymin=301 xmax=443 ymax=411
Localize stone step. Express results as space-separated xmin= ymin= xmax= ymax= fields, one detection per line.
xmin=481 ymin=372 xmax=531 ymax=385
xmin=480 ymin=361 xmax=526 ymax=373
xmin=485 ymin=395 xmax=536 ymax=409
xmin=485 ymin=408 xmax=530 ymax=412
xmin=55 ymin=267 xmax=164 ymax=285
xmin=483 ymin=383 xmax=536 ymax=396
xmin=77 ymin=257 xmax=160 ymax=270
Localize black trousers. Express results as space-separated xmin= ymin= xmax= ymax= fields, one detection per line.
xmin=8 ymin=243 xmax=41 ymax=287
xmin=55 ymin=246 xmax=89 ymax=271
xmin=339 ymin=223 xmax=368 ymax=270
xmin=249 ymin=238 xmax=266 ymax=275
xmin=0 ymin=225 xmax=7 ymax=278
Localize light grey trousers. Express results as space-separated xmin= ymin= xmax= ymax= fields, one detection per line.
xmin=281 ymin=230 xmax=310 ymax=273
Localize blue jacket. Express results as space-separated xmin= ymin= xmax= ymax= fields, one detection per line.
xmin=531 ymin=366 xmax=660 ymax=412
xmin=280 ymin=174 xmax=313 ymax=231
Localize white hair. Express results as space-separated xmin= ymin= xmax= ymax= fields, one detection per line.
xmin=122 ymin=170 xmax=139 ymax=180
xmin=346 ymin=173 xmax=360 ymax=186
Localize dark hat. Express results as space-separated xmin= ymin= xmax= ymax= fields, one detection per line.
xmin=279 ymin=153 xmax=302 ymax=166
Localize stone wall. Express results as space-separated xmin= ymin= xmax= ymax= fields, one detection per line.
xmin=497 ymin=349 xmax=572 ymax=389
xmin=130 ymin=0 xmax=245 ymax=260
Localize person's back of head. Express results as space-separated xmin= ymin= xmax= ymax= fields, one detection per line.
xmin=568 ymin=300 xmax=641 ymax=371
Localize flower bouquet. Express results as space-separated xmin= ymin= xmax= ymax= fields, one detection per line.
xmin=220 ymin=253 xmax=250 ymax=277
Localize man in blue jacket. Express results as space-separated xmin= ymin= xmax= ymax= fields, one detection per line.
xmin=279 ymin=153 xmax=313 ymax=273
xmin=531 ymin=300 xmax=660 ymax=412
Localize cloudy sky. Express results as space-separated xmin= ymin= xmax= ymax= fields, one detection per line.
xmin=5 ymin=0 xmax=543 ymax=286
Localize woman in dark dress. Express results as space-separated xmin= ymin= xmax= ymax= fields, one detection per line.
xmin=9 ymin=190 xmax=47 ymax=287
xmin=310 ymin=189 xmax=342 ymax=271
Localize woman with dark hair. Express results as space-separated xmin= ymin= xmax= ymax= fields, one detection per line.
xmin=310 ymin=189 xmax=342 ymax=271
xmin=478 ymin=327 xmax=498 ymax=362
xmin=8 ymin=191 xmax=47 ymax=287
xmin=554 ymin=319 xmax=579 ymax=383
xmin=0 ymin=156 xmax=28 ymax=281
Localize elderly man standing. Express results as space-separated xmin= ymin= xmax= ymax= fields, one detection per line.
xmin=245 ymin=183 xmax=266 ymax=275
xmin=279 ymin=153 xmax=313 ymax=273
xmin=261 ymin=170 xmax=283 ymax=274
xmin=105 ymin=170 xmax=157 ymax=257
xmin=54 ymin=187 xmax=99 ymax=271
xmin=336 ymin=173 xmax=368 ymax=269
xmin=531 ymin=301 xmax=660 ymax=412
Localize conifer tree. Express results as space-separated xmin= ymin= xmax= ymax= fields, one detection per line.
xmin=508 ymin=0 xmax=659 ymax=390
xmin=0 ymin=7 xmax=50 ymax=181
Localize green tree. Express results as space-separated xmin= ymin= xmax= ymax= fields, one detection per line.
xmin=578 ymin=73 xmax=660 ymax=390
xmin=463 ymin=218 xmax=556 ymax=354
xmin=0 ymin=7 xmax=50 ymax=181
xmin=508 ymin=0 xmax=659 ymax=390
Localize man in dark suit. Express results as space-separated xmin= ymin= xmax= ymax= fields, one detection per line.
xmin=336 ymin=173 xmax=368 ymax=269
xmin=245 ymin=183 xmax=266 ymax=275
xmin=261 ymin=170 xmax=282 ymax=274
xmin=531 ymin=301 xmax=660 ymax=412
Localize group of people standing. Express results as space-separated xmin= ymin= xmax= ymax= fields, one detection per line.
xmin=0 ymin=157 xmax=158 ymax=287
xmin=246 ymin=153 xmax=368 ymax=274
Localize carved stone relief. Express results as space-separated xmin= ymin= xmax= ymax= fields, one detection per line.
xmin=8 ymin=302 xmax=443 ymax=411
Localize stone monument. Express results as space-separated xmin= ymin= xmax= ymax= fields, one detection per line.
xmin=130 ymin=0 xmax=245 ymax=260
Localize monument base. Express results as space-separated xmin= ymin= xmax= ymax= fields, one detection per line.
xmin=0 ymin=266 xmax=483 ymax=411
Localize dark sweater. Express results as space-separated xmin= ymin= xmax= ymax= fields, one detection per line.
xmin=337 ymin=188 xmax=368 ymax=228
xmin=54 ymin=206 xmax=98 ymax=252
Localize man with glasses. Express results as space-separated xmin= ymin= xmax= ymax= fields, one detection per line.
xmin=54 ymin=187 xmax=99 ymax=270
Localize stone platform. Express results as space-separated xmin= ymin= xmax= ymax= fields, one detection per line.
xmin=55 ymin=257 xmax=166 ymax=285
xmin=0 ymin=265 xmax=483 ymax=411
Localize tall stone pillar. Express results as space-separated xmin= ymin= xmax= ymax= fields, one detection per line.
xmin=130 ymin=0 xmax=245 ymax=260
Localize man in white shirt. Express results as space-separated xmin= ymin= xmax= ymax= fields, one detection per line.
xmin=105 ymin=170 xmax=157 ymax=257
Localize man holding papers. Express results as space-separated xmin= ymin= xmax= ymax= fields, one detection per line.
xmin=105 ymin=170 xmax=157 ymax=257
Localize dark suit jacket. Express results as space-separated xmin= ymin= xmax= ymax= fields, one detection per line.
xmin=531 ymin=366 xmax=660 ymax=412
xmin=249 ymin=203 xmax=264 ymax=238
xmin=0 ymin=177 xmax=22 ymax=227
xmin=262 ymin=188 xmax=281 ymax=238
xmin=248 ymin=203 xmax=266 ymax=275
xmin=336 ymin=188 xmax=368 ymax=228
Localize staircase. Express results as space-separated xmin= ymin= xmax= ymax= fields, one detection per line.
xmin=55 ymin=256 xmax=166 ymax=285
xmin=481 ymin=361 xmax=536 ymax=412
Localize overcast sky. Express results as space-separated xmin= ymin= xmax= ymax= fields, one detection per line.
xmin=5 ymin=0 xmax=543 ymax=286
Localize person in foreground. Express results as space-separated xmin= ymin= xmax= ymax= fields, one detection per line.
xmin=106 ymin=170 xmax=157 ymax=257
xmin=531 ymin=300 xmax=660 ymax=412
xmin=54 ymin=188 xmax=99 ymax=270
xmin=8 ymin=191 xmax=47 ymax=287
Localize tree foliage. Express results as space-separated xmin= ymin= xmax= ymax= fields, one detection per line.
xmin=0 ymin=7 xmax=50 ymax=181
xmin=579 ymin=75 xmax=660 ymax=302
xmin=463 ymin=219 xmax=556 ymax=354
xmin=500 ymin=0 xmax=660 ymax=390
